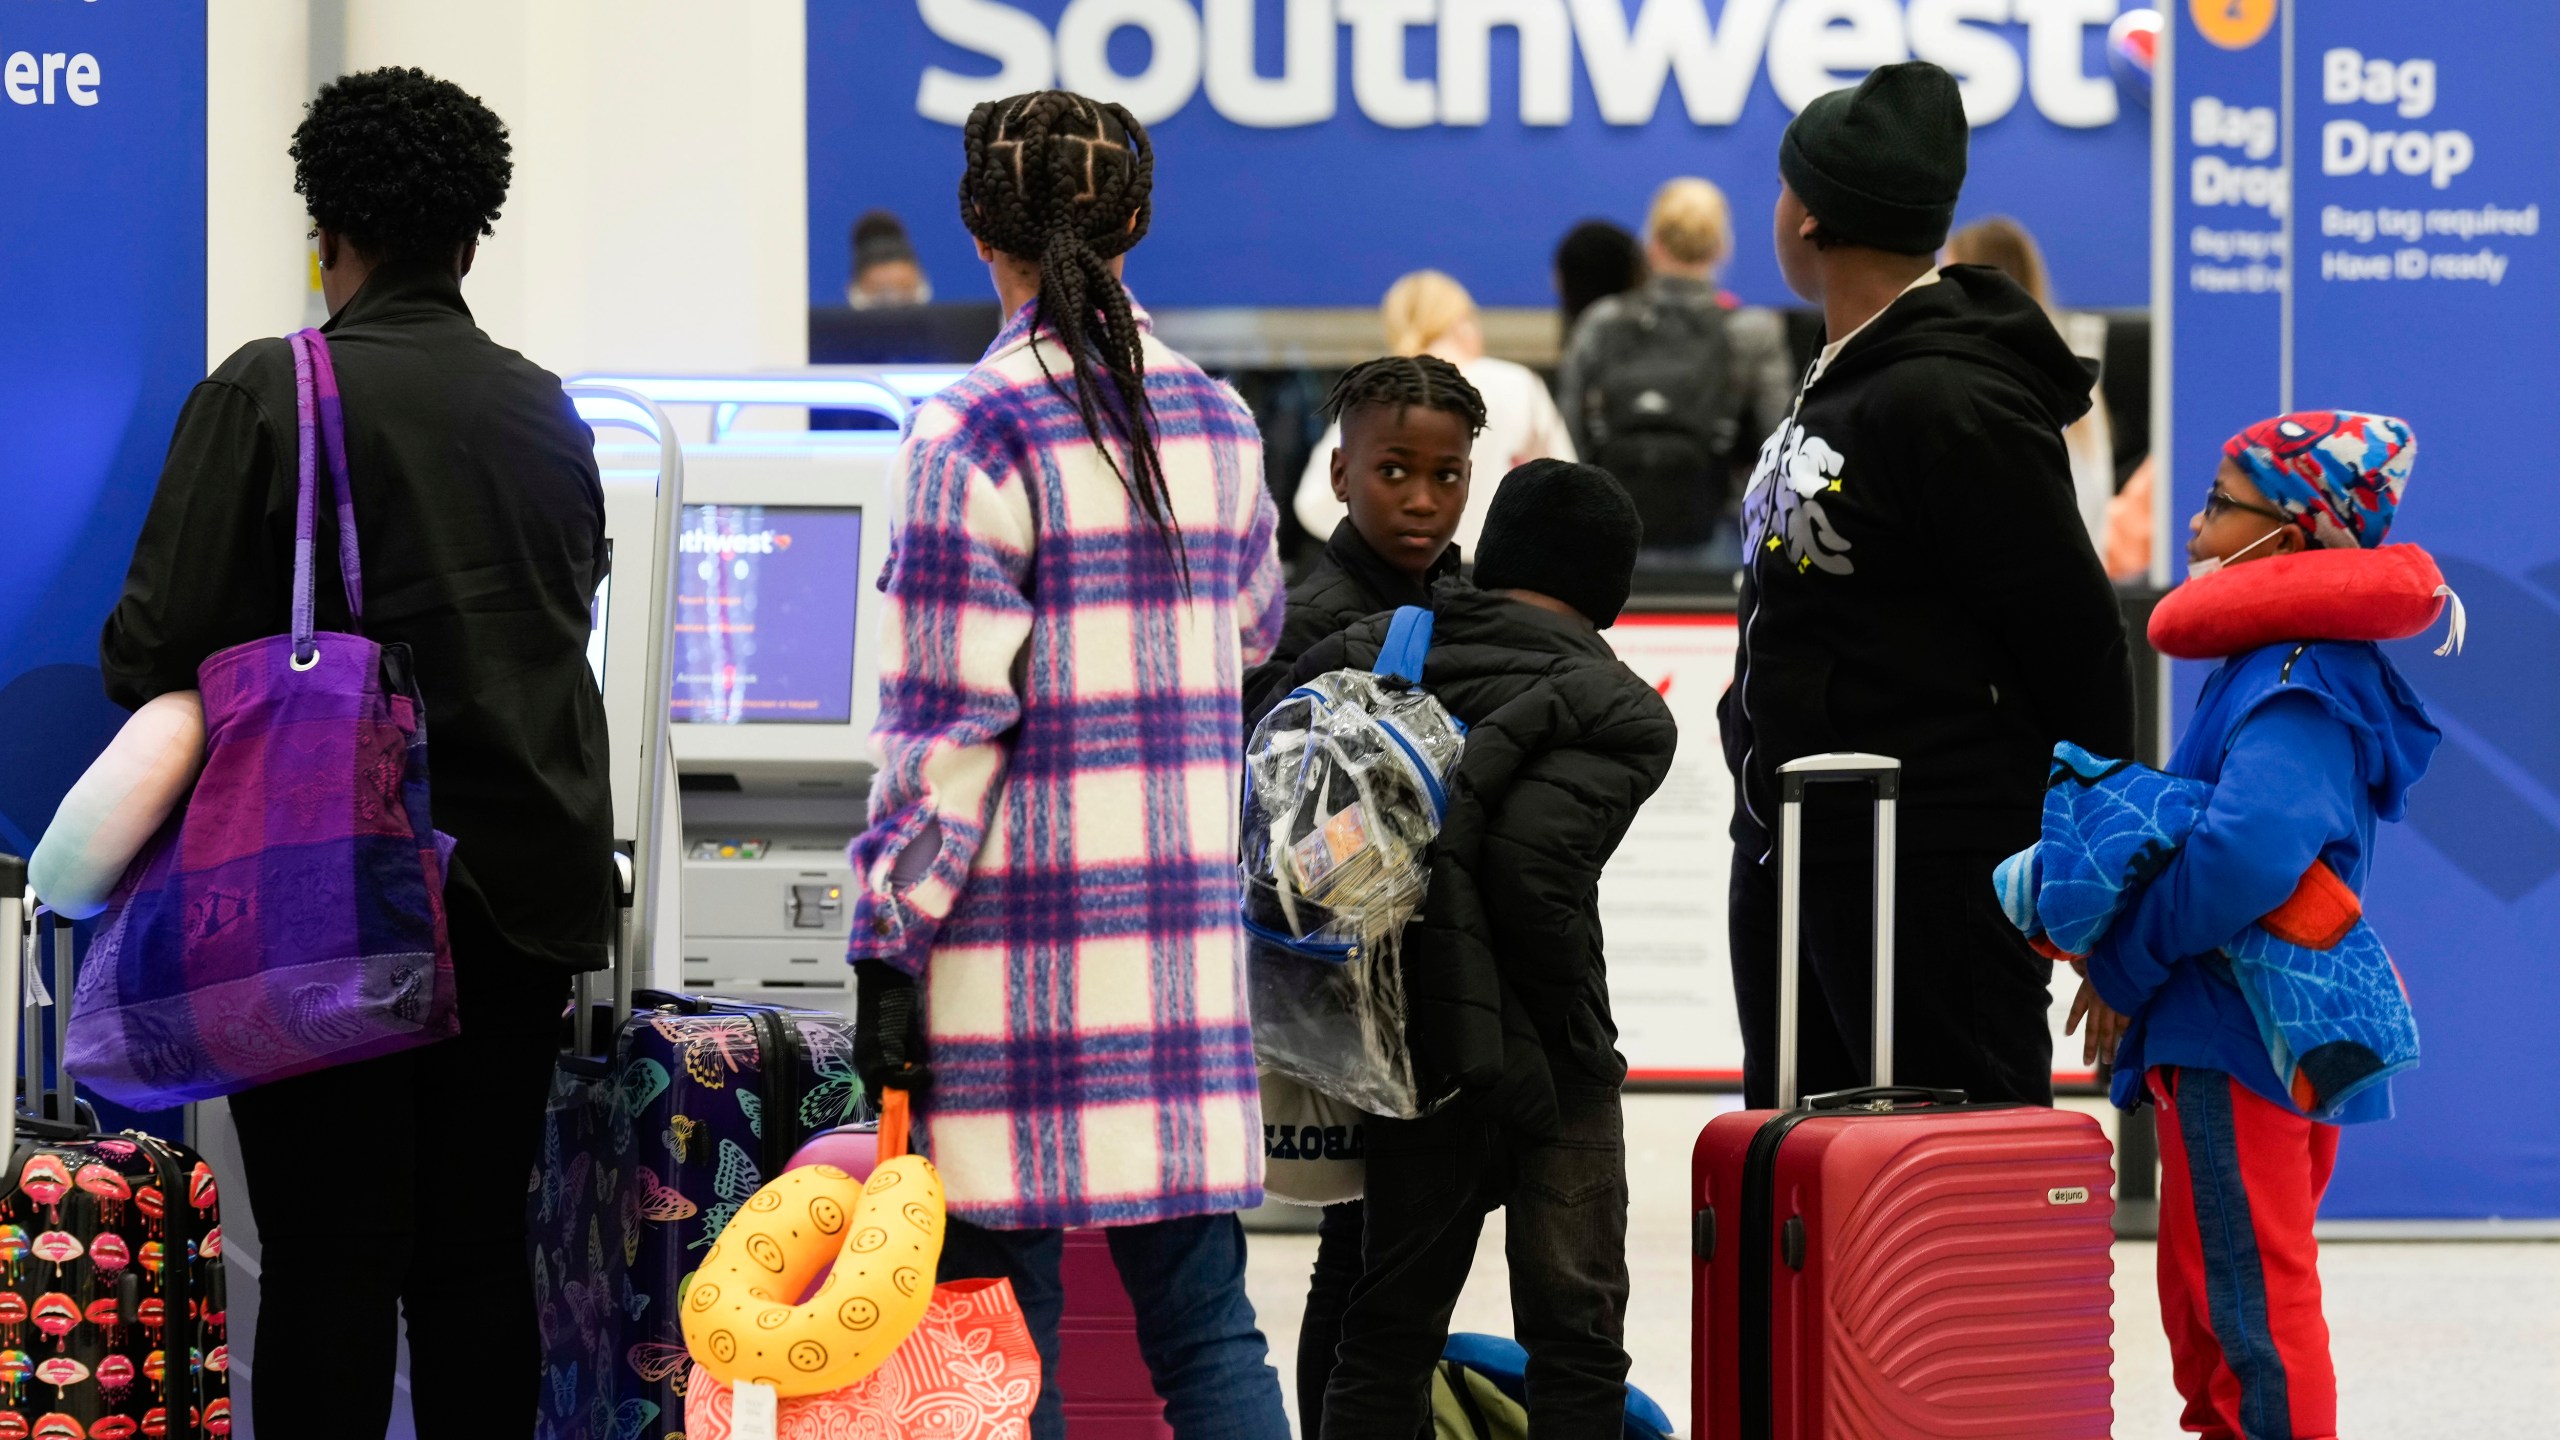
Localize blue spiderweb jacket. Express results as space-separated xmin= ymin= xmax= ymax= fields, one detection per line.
xmin=1996 ymin=640 xmax=2439 ymax=1123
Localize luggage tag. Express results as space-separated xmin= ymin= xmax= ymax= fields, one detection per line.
xmin=732 ymin=1379 xmax=779 ymax=1440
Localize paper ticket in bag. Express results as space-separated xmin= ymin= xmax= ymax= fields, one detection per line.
xmin=731 ymin=1379 xmax=779 ymax=1440
xmin=1291 ymin=825 xmax=1339 ymax=891
xmin=1324 ymin=803 xmax=1371 ymax=865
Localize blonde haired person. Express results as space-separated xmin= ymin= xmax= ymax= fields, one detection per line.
xmin=1946 ymin=216 xmax=2118 ymax=555
xmin=1647 ymin=175 xmax=1732 ymax=272
xmin=1555 ymin=177 xmax=1796 ymax=567
xmin=1294 ymin=270 xmax=1574 ymax=554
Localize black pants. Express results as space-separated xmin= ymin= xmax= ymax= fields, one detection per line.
xmin=1297 ymin=1200 xmax=1364 ymax=1440
xmin=1321 ymin=1084 xmax=1631 ymax=1440
xmin=1728 ymin=844 xmax=2054 ymax=1110
xmin=229 ymin=906 xmax=571 ymax=1440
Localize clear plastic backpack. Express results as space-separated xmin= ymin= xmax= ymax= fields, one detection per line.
xmin=1242 ymin=607 xmax=1463 ymax=1120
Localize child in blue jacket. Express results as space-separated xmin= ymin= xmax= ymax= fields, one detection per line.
xmin=2075 ymin=411 xmax=2438 ymax=1440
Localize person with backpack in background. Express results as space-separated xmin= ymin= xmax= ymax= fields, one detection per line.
xmin=1556 ymin=178 xmax=1796 ymax=571
xmin=1721 ymin=61 xmax=2133 ymax=1111
xmin=841 ymin=89 xmax=1291 ymax=1440
xmin=1282 ymin=462 xmax=1676 ymax=1440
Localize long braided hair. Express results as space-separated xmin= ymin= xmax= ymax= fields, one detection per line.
xmin=960 ymin=92 xmax=1177 ymax=559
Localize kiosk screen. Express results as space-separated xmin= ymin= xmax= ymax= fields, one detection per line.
xmin=673 ymin=504 xmax=864 ymax=724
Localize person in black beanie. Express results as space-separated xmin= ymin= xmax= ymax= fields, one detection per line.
xmin=1722 ymin=60 xmax=2135 ymax=1110
xmin=1283 ymin=460 xmax=1677 ymax=1440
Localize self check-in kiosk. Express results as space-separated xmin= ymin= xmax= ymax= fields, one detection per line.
xmin=574 ymin=370 xmax=965 ymax=1012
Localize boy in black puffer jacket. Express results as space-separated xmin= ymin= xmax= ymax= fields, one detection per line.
xmin=1290 ymin=461 xmax=1676 ymax=1440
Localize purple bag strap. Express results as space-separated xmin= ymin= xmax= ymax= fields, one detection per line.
xmin=287 ymin=328 xmax=364 ymax=666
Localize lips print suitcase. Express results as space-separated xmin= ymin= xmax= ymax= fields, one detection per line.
xmin=0 ymin=891 xmax=229 ymax=1440
xmin=1691 ymin=755 xmax=2116 ymax=1440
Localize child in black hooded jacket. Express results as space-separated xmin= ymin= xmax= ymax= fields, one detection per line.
xmin=1243 ymin=355 xmax=1485 ymax=1436
xmin=1287 ymin=461 xmax=1676 ymax=1440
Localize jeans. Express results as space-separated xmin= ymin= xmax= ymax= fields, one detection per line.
xmin=228 ymin=905 xmax=571 ymax=1439
xmin=1729 ymin=844 xmax=2055 ymax=1109
xmin=1322 ymin=1084 xmax=1631 ymax=1440
xmin=1297 ymin=1200 xmax=1365 ymax=1440
xmin=938 ymin=1212 xmax=1291 ymax=1440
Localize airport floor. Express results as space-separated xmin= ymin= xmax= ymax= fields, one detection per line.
xmin=1243 ymin=1093 xmax=2560 ymax=1440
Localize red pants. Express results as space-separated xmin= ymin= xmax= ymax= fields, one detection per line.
xmin=2150 ymin=1066 xmax=2342 ymax=1440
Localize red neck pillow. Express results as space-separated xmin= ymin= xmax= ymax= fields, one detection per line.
xmin=2148 ymin=544 xmax=2458 ymax=660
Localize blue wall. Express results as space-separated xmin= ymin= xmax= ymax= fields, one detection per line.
xmin=0 ymin=3 xmax=208 ymax=860
xmin=809 ymin=1 xmax=2150 ymax=312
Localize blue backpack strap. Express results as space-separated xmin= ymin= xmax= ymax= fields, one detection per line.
xmin=1373 ymin=605 xmax=1435 ymax=686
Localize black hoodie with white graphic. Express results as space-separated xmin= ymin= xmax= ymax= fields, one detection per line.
xmin=1720 ymin=264 xmax=2134 ymax=862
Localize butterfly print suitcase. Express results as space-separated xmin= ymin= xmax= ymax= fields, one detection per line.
xmin=533 ymin=991 xmax=863 ymax=1440
xmin=0 ymin=907 xmax=229 ymax=1440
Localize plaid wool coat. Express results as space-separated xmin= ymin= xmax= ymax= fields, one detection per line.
xmin=847 ymin=299 xmax=1287 ymax=1228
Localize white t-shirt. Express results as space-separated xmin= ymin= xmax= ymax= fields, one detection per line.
xmin=1805 ymin=268 xmax=1943 ymax=388
xmin=1292 ymin=353 xmax=1578 ymax=555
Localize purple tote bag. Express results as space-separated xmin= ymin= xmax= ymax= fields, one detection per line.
xmin=69 ymin=328 xmax=461 ymax=1108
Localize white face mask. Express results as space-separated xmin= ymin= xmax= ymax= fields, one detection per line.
xmin=2189 ymin=525 xmax=2288 ymax=580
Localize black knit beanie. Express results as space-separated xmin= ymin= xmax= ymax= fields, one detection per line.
xmin=1779 ymin=61 xmax=1969 ymax=255
xmin=1472 ymin=460 xmax=1643 ymax=629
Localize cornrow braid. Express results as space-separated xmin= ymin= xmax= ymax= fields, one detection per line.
xmin=959 ymin=90 xmax=1182 ymax=579
xmin=1321 ymin=355 xmax=1490 ymax=438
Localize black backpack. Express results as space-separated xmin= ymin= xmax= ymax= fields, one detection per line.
xmin=1576 ymin=292 xmax=1744 ymax=548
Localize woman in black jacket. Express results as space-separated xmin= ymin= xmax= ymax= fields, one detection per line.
xmin=98 ymin=69 xmax=611 ymax=1439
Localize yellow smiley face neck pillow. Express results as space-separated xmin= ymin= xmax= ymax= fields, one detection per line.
xmin=681 ymin=1143 xmax=946 ymax=1396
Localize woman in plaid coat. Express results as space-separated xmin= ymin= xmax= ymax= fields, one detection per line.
xmin=844 ymin=92 xmax=1292 ymax=1439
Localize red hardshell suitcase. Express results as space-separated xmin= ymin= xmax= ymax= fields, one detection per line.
xmin=1060 ymin=1230 xmax=1172 ymax=1438
xmin=1692 ymin=754 xmax=2116 ymax=1440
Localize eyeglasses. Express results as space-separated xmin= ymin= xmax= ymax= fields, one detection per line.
xmin=2204 ymin=488 xmax=2289 ymax=524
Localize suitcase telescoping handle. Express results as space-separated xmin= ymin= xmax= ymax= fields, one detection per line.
xmin=1775 ymin=753 xmax=1900 ymax=1110
xmin=0 ymin=856 xmax=21 ymax=1162
xmin=566 ymin=848 xmax=638 ymax=1069
xmin=0 ymin=863 xmax=80 ymax=1139
xmin=563 ymin=382 xmax=684 ymax=1052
